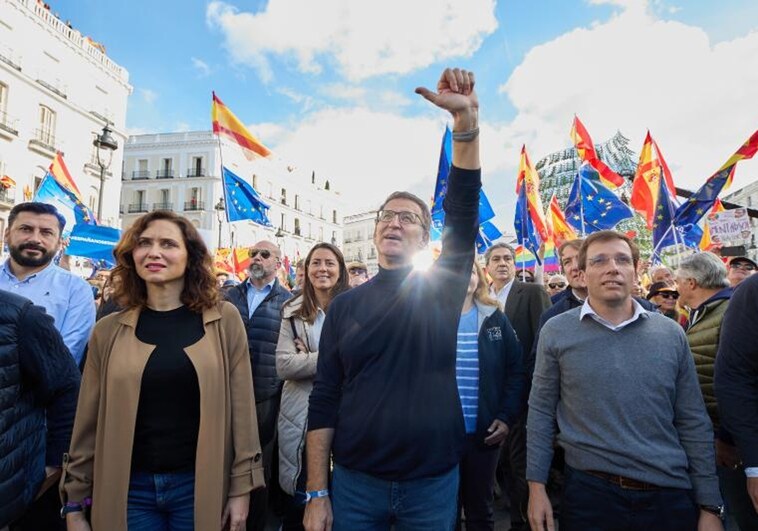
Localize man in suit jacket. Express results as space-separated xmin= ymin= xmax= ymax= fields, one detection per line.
xmin=485 ymin=242 xmax=550 ymax=531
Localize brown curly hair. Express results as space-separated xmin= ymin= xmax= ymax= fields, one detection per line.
xmin=111 ymin=211 xmax=219 ymax=312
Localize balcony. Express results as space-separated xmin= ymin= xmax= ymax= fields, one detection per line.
xmin=132 ymin=170 xmax=150 ymax=180
xmin=186 ymin=168 xmax=206 ymax=178
xmin=156 ymin=169 xmax=174 ymax=179
xmin=0 ymin=187 xmax=15 ymax=208
xmin=153 ymin=202 xmax=173 ymax=211
xmin=184 ymin=201 xmax=205 ymax=211
xmin=0 ymin=112 xmax=18 ymax=140
xmin=36 ymin=79 xmax=67 ymax=99
xmin=128 ymin=203 xmax=149 ymax=213
xmin=28 ymin=129 xmax=58 ymax=156
xmin=0 ymin=46 xmax=21 ymax=71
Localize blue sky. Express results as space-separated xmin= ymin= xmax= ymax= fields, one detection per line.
xmin=56 ymin=0 xmax=758 ymax=225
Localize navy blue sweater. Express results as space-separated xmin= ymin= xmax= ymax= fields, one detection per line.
xmin=308 ymin=166 xmax=481 ymax=481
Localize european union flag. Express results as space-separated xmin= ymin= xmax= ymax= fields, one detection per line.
xmin=674 ymin=165 xmax=733 ymax=227
xmin=222 ymin=166 xmax=272 ymax=225
xmin=564 ymin=163 xmax=633 ymax=234
xmin=476 ymin=220 xmax=503 ymax=254
xmin=514 ymin=183 xmax=542 ymax=264
xmin=33 ymin=173 xmax=96 ymax=237
xmin=431 ymin=126 xmax=452 ymax=217
xmin=652 ymin=174 xmax=703 ymax=261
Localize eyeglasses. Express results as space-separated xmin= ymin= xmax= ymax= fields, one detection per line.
xmin=730 ymin=262 xmax=756 ymax=271
xmin=349 ymin=268 xmax=367 ymax=275
xmin=376 ymin=209 xmax=423 ymax=226
xmin=518 ymin=275 xmax=534 ymax=283
xmin=249 ymin=249 xmax=273 ymax=259
xmin=657 ymin=292 xmax=679 ymax=300
xmin=548 ymin=282 xmax=566 ymax=289
xmin=587 ymin=254 xmax=634 ymax=268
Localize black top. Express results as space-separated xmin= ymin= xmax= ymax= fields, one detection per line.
xmin=131 ymin=305 xmax=204 ymax=473
xmin=308 ymin=166 xmax=481 ymax=481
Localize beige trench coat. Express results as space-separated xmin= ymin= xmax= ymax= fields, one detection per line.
xmin=60 ymin=302 xmax=265 ymax=530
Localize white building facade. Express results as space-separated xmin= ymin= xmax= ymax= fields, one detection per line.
xmin=0 ymin=0 xmax=132 ymax=238
xmin=342 ymin=210 xmax=379 ymax=275
xmin=122 ymin=131 xmax=345 ymax=262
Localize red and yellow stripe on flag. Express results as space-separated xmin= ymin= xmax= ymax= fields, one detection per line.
xmin=570 ymin=115 xmax=625 ymax=189
xmin=716 ymin=130 xmax=758 ymax=191
xmin=212 ymin=92 xmax=272 ymax=159
xmin=515 ymin=145 xmax=549 ymax=241
xmin=232 ymin=247 xmax=252 ymax=281
xmin=549 ymin=195 xmax=578 ymax=248
xmin=0 ymin=175 xmax=16 ymax=189
xmin=631 ymin=132 xmax=678 ymax=229
xmin=699 ymin=199 xmax=726 ymax=251
xmin=50 ymin=152 xmax=83 ymax=201
xmin=214 ymin=247 xmax=235 ymax=274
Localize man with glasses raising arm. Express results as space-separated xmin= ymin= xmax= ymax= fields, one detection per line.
xmin=527 ymin=230 xmax=723 ymax=531
xmin=304 ymin=67 xmax=481 ymax=531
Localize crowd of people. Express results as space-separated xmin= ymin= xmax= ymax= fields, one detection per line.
xmin=1 ymin=67 xmax=758 ymax=531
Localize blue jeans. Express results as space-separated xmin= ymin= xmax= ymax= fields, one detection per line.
xmin=560 ymin=466 xmax=698 ymax=531
xmin=127 ymin=471 xmax=195 ymax=531
xmin=331 ymin=464 xmax=458 ymax=531
xmin=717 ymin=465 xmax=758 ymax=531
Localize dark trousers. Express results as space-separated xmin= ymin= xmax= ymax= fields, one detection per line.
xmin=10 ymin=484 xmax=65 ymax=531
xmin=281 ymin=440 xmax=308 ymax=531
xmin=560 ymin=466 xmax=699 ymax=531
xmin=500 ymin=418 xmax=528 ymax=530
xmin=456 ymin=434 xmax=500 ymax=531
xmin=247 ymin=395 xmax=280 ymax=531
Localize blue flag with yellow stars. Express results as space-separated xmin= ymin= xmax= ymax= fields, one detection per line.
xmin=222 ymin=166 xmax=271 ymax=225
xmin=564 ymin=163 xmax=633 ymax=234
xmin=514 ymin=183 xmax=542 ymax=264
xmin=33 ymin=173 xmax=96 ymax=237
xmin=476 ymin=220 xmax=503 ymax=254
xmin=652 ymin=171 xmax=703 ymax=261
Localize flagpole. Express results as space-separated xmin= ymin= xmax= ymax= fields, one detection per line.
xmin=650 ymin=224 xmax=675 ymax=263
xmin=578 ymin=170 xmax=586 ymax=237
xmin=215 ymin=129 xmax=230 ymax=252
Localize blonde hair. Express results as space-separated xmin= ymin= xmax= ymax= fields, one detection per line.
xmin=473 ymin=261 xmax=500 ymax=309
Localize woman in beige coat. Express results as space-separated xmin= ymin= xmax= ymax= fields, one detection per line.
xmin=276 ymin=243 xmax=349 ymax=530
xmin=60 ymin=211 xmax=264 ymax=531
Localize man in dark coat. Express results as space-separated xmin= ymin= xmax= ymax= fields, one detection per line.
xmin=224 ymin=240 xmax=292 ymax=531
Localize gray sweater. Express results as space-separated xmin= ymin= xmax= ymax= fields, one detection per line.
xmin=527 ymin=306 xmax=721 ymax=506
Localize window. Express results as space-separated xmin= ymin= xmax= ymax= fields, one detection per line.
xmin=160 ymin=189 xmax=170 ymax=205
xmin=332 ymin=209 xmax=337 ymax=224
xmin=308 ymin=222 xmax=312 ymax=238
xmin=190 ymin=156 xmax=203 ymax=177
xmin=281 ymin=188 xmax=287 ymax=205
xmin=0 ymin=82 xmax=7 ymax=114
xmin=311 ymin=171 xmax=316 ymax=185
xmin=280 ymin=213 xmax=286 ymax=232
xmin=135 ymin=190 xmax=145 ymax=206
xmin=295 ymin=194 xmax=300 ymax=210
xmin=38 ymin=105 xmax=56 ymax=145
xmin=190 ymin=187 xmax=201 ymax=202
xmin=252 ymin=174 xmax=258 ymax=190
xmin=294 ymin=218 xmax=301 ymax=236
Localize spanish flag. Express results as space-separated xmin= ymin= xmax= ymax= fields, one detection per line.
xmin=570 ymin=116 xmax=625 ymax=189
xmin=699 ymin=199 xmax=725 ymax=251
xmin=50 ymin=152 xmax=83 ymax=201
xmin=631 ymin=132 xmax=677 ymax=229
xmin=212 ymin=92 xmax=272 ymax=159
xmin=515 ymin=145 xmax=549 ymax=242
xmin=548 ymin=194 xmax=577 ymax=248
xmin=0 ymin=175 xmax=16 ymax=189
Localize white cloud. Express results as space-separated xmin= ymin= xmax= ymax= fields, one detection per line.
xmin=139 ymin=88 xmax=158 ymax=104
xmin=175 ymin=122 xmax=191 ymax=132
xmin=498 ymin=3 xmax=758 ymax=192
xmin=320 ymin=84 xmax=367 ymax=102
xmin=191 ymin=57 xmax=211 ymax=77
xmin=206 ymin=0 xmax=498 ymax=82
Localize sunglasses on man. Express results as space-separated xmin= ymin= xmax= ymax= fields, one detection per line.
xmin=548 ymin=282 xmax=566 ymax=289
xmin=730 ymin=262 xmax=756 ymax=272
xmin=249 ymin=249 xmax=273 ymax=259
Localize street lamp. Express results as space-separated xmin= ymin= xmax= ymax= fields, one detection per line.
xmin=93 ymin=125 xmax=118 ymax=221
xmin=214 ymin=198 xmax=225 ymax=249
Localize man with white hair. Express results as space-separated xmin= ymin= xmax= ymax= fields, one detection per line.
xmin=650 ymin=264 xmax=674 ymax=284
xmin=676 ymin=252 xmax=758 ymax=529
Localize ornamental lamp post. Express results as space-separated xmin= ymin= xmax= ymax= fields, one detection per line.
xmin=214 ymin=197 xmax=226 ymax=249
xmin=93 ymin=125 xmax=118 ymax=222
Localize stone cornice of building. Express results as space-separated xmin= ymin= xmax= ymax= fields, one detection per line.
xmin=0 ymin=59 xmax=127 ymax=142
xmin=7 ymin=0 xmax=131 ymax=89
xmin=724 ymin=178 xmax=758 ymax=201
xmin=344 ymin=210 xmax=378 ymax=222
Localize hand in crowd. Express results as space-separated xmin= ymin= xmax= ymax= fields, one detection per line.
xmin=714 ymin=438 xmax=741 ymax=469
xmin=749 ymin=477 xmax=758 ymax=514
xmin=697 ymin=510 xmax=724 ymax=530
xmin=303 ymin=497 xmax=333 ymax=531
xmin=294 ymin=337 xmax=308 ymax=353
xmin=483 ymin=419 xmax=509 ymax=446
xmin=221 ymin=493 xmax=249 ymax=531
xmin=65 ymin=512 xmax=91 ymax=531
xmin=527 ymin=482 xmax=555 ymax=531
xmin=415 ymin=67 xmax=478 ymax=123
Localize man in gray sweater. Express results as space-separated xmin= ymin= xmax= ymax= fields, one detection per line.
xmin=526 ymin=230 xmax=723 ymax=531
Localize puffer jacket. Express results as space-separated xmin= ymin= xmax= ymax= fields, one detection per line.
xmin=276 ymin=295 xmax=319 ymax=495
xmin=225 ymin=278 xmax=292 ymax=403
xmin=0 ymin=291 xmax=79 ymax=526
xmin=687 ymin=288 xmax=732 ymax=431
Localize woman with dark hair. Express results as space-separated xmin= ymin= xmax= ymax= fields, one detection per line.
xmin=60 ymin=211 xmax=264 ymax=531
xmin=456 ymin=261 xmax=524 ymax=531
xmin=275 ymin=243 xmax=349 ymax=530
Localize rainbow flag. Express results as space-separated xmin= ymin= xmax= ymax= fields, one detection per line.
xmin=514 ymin=245 xmax=537 ymax=270
xmin=516 ymin=145 xmax=549 ymax=241
xmin=212 ymin=92 xmax=272 ymax=159
xmin=542 ymin=240 xmax=560 ymax=273
xmin=570 ymin=116 xmax=625 ymax=189
xmin=50 ymin=152 xmax=84 ymax=202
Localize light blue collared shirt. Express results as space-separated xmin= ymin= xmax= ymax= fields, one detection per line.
xmin=0 ymin=260 xmax=96 ymax=364
xmin=246 ymin=278 xmax=276 ymax=318
xmin=580 ymin=297 xmax=649 ymax=332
